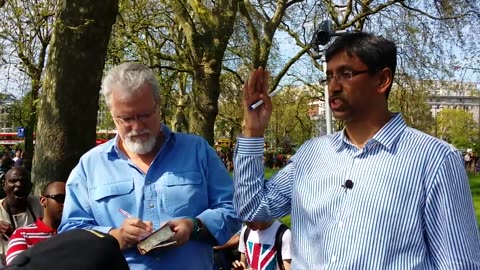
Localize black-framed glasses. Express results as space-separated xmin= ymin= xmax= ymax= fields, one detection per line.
xmin=44 ymin=194 xmax=66 ymax=204
xmin=112 ymin=105 xmax=158 ymax=127
xmin=321 ymin=70 xmax=370 ymax=85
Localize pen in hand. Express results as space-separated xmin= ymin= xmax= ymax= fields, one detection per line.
xmin=118 ymin=208 xmax=154 ymax=234
xmin=249 ymin=87 xmax=284 ymax=111
xmin=118 ymin=208 xmax=134 ymax=218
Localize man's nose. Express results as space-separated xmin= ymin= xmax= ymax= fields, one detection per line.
xmin=328 ymin=78 xmax=342 ymax=95
xmin=129 ymin=119 xmax=145 ymax=130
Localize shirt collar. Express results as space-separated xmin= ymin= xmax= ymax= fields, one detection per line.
xmin=332 ymin=113 xmax=407 ymax=152
xmin=36 ymin=218 xmax=56 ymax=234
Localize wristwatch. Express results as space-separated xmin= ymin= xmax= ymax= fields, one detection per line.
xmin=190 ymin=218 xmax=204 ymax=239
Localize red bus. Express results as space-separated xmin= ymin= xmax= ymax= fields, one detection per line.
xmin=0 ymin=131 xmax=117 ymax=147
xmin=95 ymin=130 xmax=117 ymax=145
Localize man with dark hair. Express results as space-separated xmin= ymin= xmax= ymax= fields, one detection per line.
xmin=234 ymin=32 xmax=480 ymax=268
xmin=0 ymin=168 xmax=42 ymax=266
xmin=6 ymin=181 xmax=65 ymax=264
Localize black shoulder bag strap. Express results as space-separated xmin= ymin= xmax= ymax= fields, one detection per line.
xmin=275 ymin=224 xmax=289 ymax=270
xmin=243 ymin=227 xmax=251 ymax=249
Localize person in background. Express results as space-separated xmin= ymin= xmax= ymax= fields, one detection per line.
xmin=11 ymin=152 xmax=20 ymax=163
xmin=233 ymin=220 xmax=291 ymax=270
xmin=233 ymin=32 xmax=480 ymax=268
xmin=0 ymin=167 xmax=42 ymax=266
xmin=0 ymin=156 xmax=15 ymax=200
xmin=6 ymin=181 xmax=65 ymax=264
xmin=214 ymin=229 xmax=241 ymax=270
xmin=13 ymin=152 xmax=26 ymax=168
xmin=59 ymin=62 xmax=240 ymax=270
xmin=4 ymin=229 xmax=129 ymax=270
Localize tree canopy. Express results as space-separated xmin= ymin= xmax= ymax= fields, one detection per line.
xmin=0 ymin=0 xmax=478 ymax=186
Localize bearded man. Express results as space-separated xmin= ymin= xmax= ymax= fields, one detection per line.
xmin=59 ymin=62 xmax=240 ymax=270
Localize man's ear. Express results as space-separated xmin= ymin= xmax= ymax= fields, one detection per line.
xmin=40 ymin=196 xmax=47 ymax=208
xmin=376 ymin=67 xmax=393 ymax=95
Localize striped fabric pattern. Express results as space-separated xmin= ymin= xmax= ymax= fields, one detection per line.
xmin=6 ymin=218 xmax=56 ymax=265
xmin=233 ymin=113 xmax=480 ymax=269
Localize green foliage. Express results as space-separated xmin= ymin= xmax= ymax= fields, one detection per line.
xmin=388 ymin=77 xmax=435 ymax=134
xmin=267 ymin=86 xmax=316 ymax=151
xmin=436 ymin=108 xmax=479 ymax=149
xmin=216 ymin=71 xmax=243 ymax=141
xmin=96 ymin=98 xmax=115 ymax=131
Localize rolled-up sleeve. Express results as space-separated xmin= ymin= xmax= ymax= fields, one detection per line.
xmin=196 ymin=140 xmax=241 ymax=245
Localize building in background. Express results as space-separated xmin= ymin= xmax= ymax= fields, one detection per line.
xmin=426 ymin=80 xmax=480 ymax=124
xmin=0 ymin=94 xmax=16 ymax=132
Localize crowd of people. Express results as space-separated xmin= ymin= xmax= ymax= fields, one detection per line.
xmin=0 ymin=32 xmax=478 ymax=270
xmin=464 ymin=151 xmax=480 ymax=175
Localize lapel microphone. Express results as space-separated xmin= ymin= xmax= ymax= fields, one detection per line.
xmin=342 ymin=179 xmax=354 ymax=190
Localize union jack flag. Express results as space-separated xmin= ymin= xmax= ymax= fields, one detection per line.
xmin=245 ymin=241 xmax=278 ymax=270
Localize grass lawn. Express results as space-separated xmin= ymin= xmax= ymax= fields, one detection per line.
xmin=264 ymin=169 xmax=480 ymax=226
xmin=469 ymin=174 xmax=480 ymax=224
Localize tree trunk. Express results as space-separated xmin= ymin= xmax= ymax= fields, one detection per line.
xmin=32 ymin=0 xmax=118 ymax=194
xmin=23 ymin=78 xmax=41 ymax=156
xmin=189 ymin=65 xmax=221 ymax=146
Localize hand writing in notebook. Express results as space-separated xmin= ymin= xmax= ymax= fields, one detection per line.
xmin=109 ymin=209 xmax=154 ymax=250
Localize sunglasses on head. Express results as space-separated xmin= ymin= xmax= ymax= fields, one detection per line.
xmin=43 ymin=194 xmax=66 ymax=204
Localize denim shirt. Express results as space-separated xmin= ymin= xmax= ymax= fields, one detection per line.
xmin=59 ymin=124 xmax=240 ymax=270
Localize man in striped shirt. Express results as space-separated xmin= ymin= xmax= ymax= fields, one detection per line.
xmin=6 ymin=181 xmax=65 ymax=264
xmin=234 ymin=32 xmax=480 ymax=269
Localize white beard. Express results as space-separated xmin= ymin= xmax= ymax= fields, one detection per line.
xmin=124 ymin=129 xmax=157 ymax=155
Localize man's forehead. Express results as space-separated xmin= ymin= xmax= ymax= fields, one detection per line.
xmin=47 ymin=182 xmax=66 ymax=193
xmin=327 ymin=51 xmax=365 ymax=71
xmin=6 ymin=170 xmax=29 ymax=180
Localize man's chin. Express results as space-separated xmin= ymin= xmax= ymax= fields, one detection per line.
xmin=331 ymin=110 xmax=349 ymax=121
xmin=126 ymin=145 xmax=153 ymax=155
xmin=125 ymin=139 xmax=156 ymax=155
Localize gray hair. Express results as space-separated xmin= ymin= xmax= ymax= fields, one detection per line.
xmin=101 ymin=62 xmax=160 ymax=107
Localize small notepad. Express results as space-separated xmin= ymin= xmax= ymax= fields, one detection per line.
xmin=137 ymin=223 xmax=177 ymax=255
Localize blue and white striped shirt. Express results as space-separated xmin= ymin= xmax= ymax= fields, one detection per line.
xmin=234 ymin=113 xmax=480 ymax=269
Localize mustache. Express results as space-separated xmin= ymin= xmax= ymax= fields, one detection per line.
xmin=126 ymin=129 xmax=152 ymax=140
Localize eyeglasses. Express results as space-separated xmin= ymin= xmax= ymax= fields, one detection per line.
xmin=44 ymin=194 xmax=66 ymax=204
xmin=113 ymin=105 xmax=158 ymax=127
xmin=321 ymin=70 xmax=369 ymax=85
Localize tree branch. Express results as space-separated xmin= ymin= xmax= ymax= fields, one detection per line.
xmin=270 ymin=45 xmax=310 ymax=91
xmin=399 ymin=2 xmax=477 ymax=20
xmin=222 ymin=66 xmax=244 ymax=84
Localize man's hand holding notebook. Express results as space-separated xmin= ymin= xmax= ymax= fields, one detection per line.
xmin=137 ymin=223 xmax=177 ymax=255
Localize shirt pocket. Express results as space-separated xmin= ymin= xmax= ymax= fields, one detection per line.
xmin=92 ymin=180 xmax=134 ymax=201
xmin=160 ymin=171 xmax=207 ymax=217
xmin=90 ymin=180 xmax=135 ymax=225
